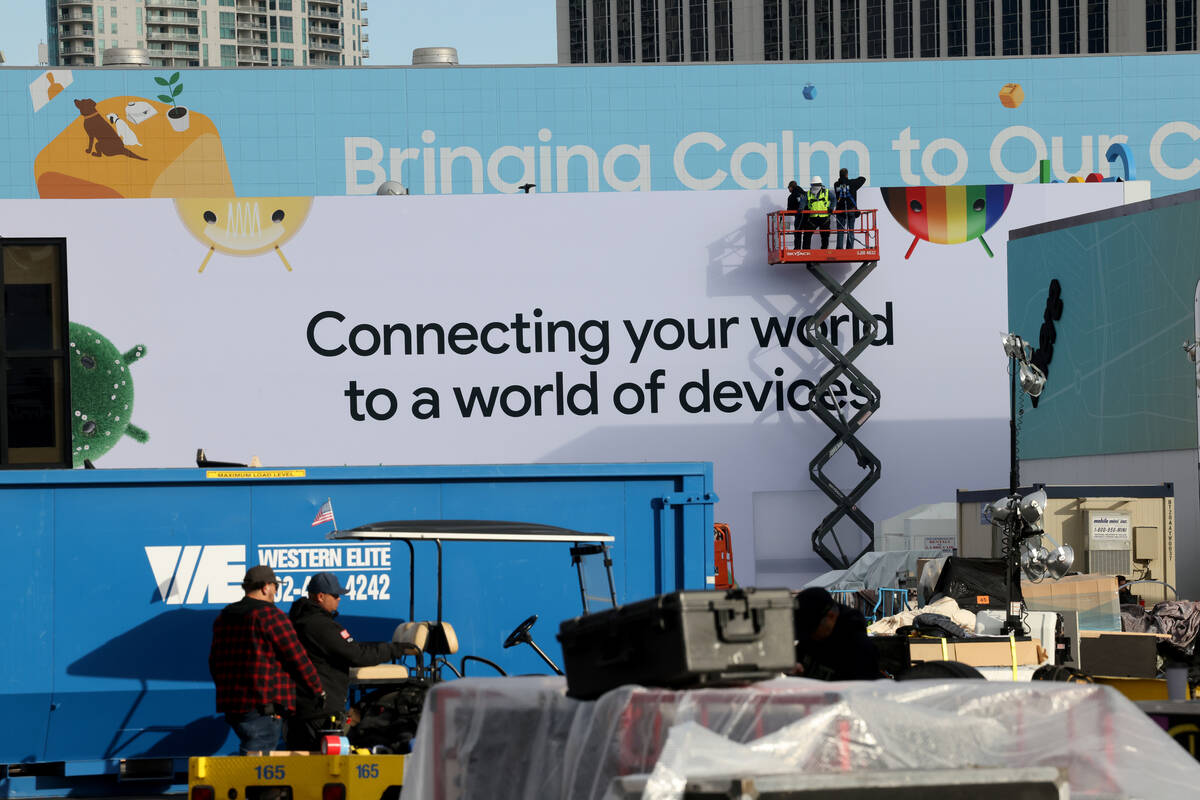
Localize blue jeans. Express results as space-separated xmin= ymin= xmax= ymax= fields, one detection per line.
xmin=226 ymin=710 xmax=283 ymax=754
xmin=835 ymin=212 xmax=856 ymax=249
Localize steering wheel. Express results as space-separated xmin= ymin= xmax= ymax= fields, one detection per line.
xmin=504 ymin=614 xmax=539 ymax=649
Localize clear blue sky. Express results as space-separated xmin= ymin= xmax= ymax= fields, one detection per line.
xmin=0 ymin=1 xmax=559 ymax=66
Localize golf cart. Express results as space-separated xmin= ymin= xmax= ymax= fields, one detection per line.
xmin=330 ymin=519 xmax=618 ymax=679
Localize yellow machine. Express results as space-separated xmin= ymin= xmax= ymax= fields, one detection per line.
xmin=188 ymin=752 xmax=404 ymax=800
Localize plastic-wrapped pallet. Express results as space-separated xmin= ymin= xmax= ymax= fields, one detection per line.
xmin=402 ymin=675 xmax=1200 ymax=800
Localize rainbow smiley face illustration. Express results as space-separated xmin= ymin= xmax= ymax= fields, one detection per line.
xmin=175 ymin=196 xmax=313 ymax=273
xmin=881 ymin=184 xmax=1014 ymax=259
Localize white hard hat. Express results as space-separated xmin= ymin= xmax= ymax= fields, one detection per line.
xmin=811 ymin=176 xmax=823 ymax=185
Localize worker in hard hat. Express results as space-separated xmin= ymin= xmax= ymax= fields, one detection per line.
xmin=801 ymin=177 xmax=831 ymax=250
xmin=286 ymin=571 xmax=415 ymax=751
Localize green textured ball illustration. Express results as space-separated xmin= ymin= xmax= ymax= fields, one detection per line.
xmin=69 ymin=322 xmax=148 ymax=467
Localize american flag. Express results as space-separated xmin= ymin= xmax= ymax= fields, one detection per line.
xmin=311 ymin=499 xmax=334 ymax=527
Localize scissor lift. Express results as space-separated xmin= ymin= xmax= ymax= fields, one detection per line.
xmin=767 ymin=209 xmax=882 ymax=571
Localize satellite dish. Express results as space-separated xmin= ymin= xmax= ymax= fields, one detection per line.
xmin=377 ymin=181 xmax=409 ymax=196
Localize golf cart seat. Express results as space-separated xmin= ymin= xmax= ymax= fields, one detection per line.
xmin=392 ymin=621 xmax=460 ymax=680
xmin=392 ymin=620 xmax=459 ymax=655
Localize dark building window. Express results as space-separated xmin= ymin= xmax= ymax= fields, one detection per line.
xmin=0 ymin=239 xmax=71 ymax=468
xmin=919 ymin=0 xmax=939 ymax=56
xmin=764 ymin=0 xmax=783 ymax=59
xmin=689 ymin=0 xmax=708 ymax=60
xmin=1030 ymin=0 xmax=1049 ymax=53
xmin=867 ymin=0 xmax=886 ymax=57
xmin=617 ymin=0 xmax=634 ymax=61
xmin=789 ymin=0 xmax=809 ymax=59
xmin=593 ymin=0 xmax=611 ymax=61
xmin=642 ymin=0 xmax=660 ymax=61
xmin=1146 ymin=0 xmax=1167 ymax=51
xmin=1179 ymin=0 xmax=1198 ymax=50
xmin=893 ymin=0 xmax=912 ymax=58
xmin=1059 ymin=0 xmax=1079 ymax=53
xmin=715 ymin=0 xmax=733 ymax=59
xmin=841 ymin=0 xmax=860 ymax=59
xmin=815 ymin=0 xmax=833 ymax=59
xmin=975 ymin=0 xmax=994 ymax=55
xmin=947 ymin=0 xmax=966 ymax=56
xmin=1002 ymin=0 xmax=1023 ymax=55
xmin=569 ymin=0 xmax=587 ymax=62
xmin=666 ymin=0 xmax=684 ymax=60
xmin=1087 ymin=0 xmax=1107 ymax=52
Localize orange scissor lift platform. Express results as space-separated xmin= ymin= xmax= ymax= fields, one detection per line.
xmin=767 ymin=209 xmax=879 ymax=264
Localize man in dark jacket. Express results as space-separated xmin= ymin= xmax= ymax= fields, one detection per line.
xmin=209 ymin=565 xmax=325 ymax=754
xmin=785 ymin=180 xmax=805 ymax=249
xmin=792 ymin=587 xmax=881 ymax=681
xmin=833 ymin=167 xmax=867 ymax=249
xmin=286 ymin=571 xmax=412 ymax=751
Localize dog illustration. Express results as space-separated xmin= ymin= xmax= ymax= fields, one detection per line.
xmin=74 ymin=98 xmax=147 ymax=160
xmin=106 ymin=112 xmax=141 ymax=147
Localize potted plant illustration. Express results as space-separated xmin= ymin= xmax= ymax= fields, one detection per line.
xmin=155 ymin=72 xmax=189 ymax=132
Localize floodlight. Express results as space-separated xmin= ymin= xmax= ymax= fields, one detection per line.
xmin=1002 ymin=333 xmax=1028 ymax=360
xmin=985 ymin=496 xmax=1015 ymax=525
xmin=1019 ymin=361 xmax=1046 ymax=397
xmin=1020 ymin=541 xmax=1049 ymax=581
xmin=1046 ymin=544 xmax=1075 ymax=579
xmin=1019 ymin=489 xmax=1047 ymax=525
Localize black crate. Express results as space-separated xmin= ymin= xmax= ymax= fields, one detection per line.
xmin=557 ymin=587 xmax=795 ymax=699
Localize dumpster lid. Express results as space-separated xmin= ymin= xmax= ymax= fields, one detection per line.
xmin=329 ymin=519 xmax=614 ymax=543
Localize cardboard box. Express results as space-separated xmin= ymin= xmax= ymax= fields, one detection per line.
xmin=909 ymin=638 xmax=1042 ymax=667
xmin=1021 ymin=574 xmax=1121 ymax=631
xmin=1079 ymin=631 xmax=1161 ymax=678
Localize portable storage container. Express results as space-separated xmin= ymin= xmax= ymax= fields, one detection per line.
xmin=557 ymin=587 xmax=794 ymax=699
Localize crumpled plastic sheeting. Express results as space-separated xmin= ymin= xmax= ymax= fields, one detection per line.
xmin=401 ymin=675 xmax=1200 ymax=800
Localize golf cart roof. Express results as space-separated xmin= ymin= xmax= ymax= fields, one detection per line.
xmin=328 ymin=519 xmax=615 ymax=543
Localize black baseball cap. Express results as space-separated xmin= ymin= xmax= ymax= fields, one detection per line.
xmin=242 ymin=565 xmax=278 ymax=589
xmin=309 ymin=571 xmax=349 ymax=597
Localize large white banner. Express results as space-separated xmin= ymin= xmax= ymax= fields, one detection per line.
xmin=0 ymin=183 xmax=1130 ymax=585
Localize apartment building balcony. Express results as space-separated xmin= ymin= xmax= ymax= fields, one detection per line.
xmin=147 ymin=30 xmax=201 ymax=42
xmin=309 ymin=24 xmax=342 ymax=36
xmin=60 ymin=43 xmax=96 ymax=55
xmin=361 ymin=1 xmax=368 ymax=9
xmin=60 ymin=27 xmax=95 ymax=40
xmin=146 ymin=12 xmax=199 ymax=23
xmin=236 ymin=31 xmax=268 ymax=44
xmin=236 ymin=17 xmax=269 ymax=30
xmin=309 ymin=0 xmax=342 ymax=8
xmin=310 ymin=39 xmax=343 ymax=54
xmin=62 ymin=54 xmax=97 ymax=66
xmin=57 ymin=0 xmax=92 ymax=6
xmin=58 ymin=9 xmax=93 ymax=21
xmin=308 ymin=9 xmax=341 ymax=21
xmin=309 ymin=53 xmax=340 ymax=66
xmin=236 ymin=0 xmax=268 ymax=11
xmin=145 ymin=0 xmax=200 ymax=10
xmin=361 ymin=17 xmax=368 ymax=26
xmin=361 ymin=48 xmax=369 ymax=59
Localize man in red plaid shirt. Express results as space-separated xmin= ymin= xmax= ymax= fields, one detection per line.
xmin=209 ymin=565 xmax=325 ymax=753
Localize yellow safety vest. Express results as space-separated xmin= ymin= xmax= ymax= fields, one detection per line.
xmin=807 ymin=188 xmax=830 ymax=216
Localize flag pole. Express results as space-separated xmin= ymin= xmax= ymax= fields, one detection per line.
xmin=329 ymin=497 xmax=338 ymax=532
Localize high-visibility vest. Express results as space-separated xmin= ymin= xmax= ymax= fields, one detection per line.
xmin=807 ymin=188 xmax=830 ymax=216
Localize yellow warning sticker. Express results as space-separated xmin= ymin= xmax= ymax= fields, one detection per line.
xmin=206 ymin=469 xmax=307 ymax=479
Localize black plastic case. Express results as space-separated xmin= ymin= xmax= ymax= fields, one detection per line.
xmin=557 ymin=587 xmax=795 ymax=699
